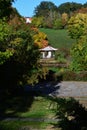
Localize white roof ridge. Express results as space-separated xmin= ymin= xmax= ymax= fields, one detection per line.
xmin=39 ymin=45 xmax=58 ymax=51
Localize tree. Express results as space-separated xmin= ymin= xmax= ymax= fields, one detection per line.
xmin=53 ymin=98 xmax=87 ymax=130
xmin=34 ymin=1 xmax=57 ymax=17
xmin=34 ymin=1 xmax=58 ymax=28
xmin=68 ymin=13 xmax=87 ymax=71
xmin=0 ymin=0 xmax=14 ymax=19
xmin=75 ymin=7 xmax=87 ymax=14
xmin=58 ymin=2 xmax=82 ymax=16
xmin=61 ymin=13 xmax=68 ymax=28
xmin=9 ymin=7 xmax=23 ymax=25
xmin=0 ymin=19 xmax=42 ymax=89
xmin=70 ymin=37 xmax=87 ymax=71
xmin=33 ymin=31 xmax=48 ymax=48
xmin=31 ymin=16 xmax=44 ymax=27
xmin=83 ymin=2 xmax=87 ymax=8
xmin=68 ymin=13 xmax=87 ymax=40
xmin=53 ymin=18 xmax=63 ymax=29
xmin=0 ymin=20 xmax=13 ymax=65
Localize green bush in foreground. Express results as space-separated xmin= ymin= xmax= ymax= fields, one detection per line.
xmin=52 ymin=97 xmax=87 ymax=130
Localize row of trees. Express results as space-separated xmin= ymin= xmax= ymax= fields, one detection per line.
xmin=32 ymin=1 xmax=87 ymax=29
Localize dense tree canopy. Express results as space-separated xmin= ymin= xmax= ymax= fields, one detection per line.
xmin=34 ymin=1 xmax=58 ymax=28
xmin=68 ymin=13 xmax=87 ymax=71
xmin=58 ymin=2 xmax=82 ymax=15
xmin=70 ymin=37 xmax=87 ymax=71
xmin=33 ymin=1 xmax=87 ymax=29
xmin=0 ymin=19 xmax=41 ymax=88
xmin=83 ymin=2 xmax=87 ymax=7
xmin=68 ymin=13 xmax=87 ymax=39
xmin=33 ymin=31 xmax=48 ymax=48
xmin=34 ymin=1 xmax=57 ymax=17
xmin=0 ymin=0 xmax=15 ymax=19
xmin=0 ymin=0 xmax=50 ymax=89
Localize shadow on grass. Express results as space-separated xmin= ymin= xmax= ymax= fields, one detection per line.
xmin=49 ymin=97 xmax=87 ymax=130
xmin=0 ymin=69 xmax=62 ymax=130
xmin=0 ymin=88 xmax=34 ymax=118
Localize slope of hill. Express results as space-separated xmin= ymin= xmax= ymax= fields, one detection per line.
xmin=39 ymin=28 xmax=75 ymax=49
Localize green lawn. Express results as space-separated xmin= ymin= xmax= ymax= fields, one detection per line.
xmin=39 ymin=28 xmax=75 ymax=48
xmin=0 ymin=93 xmax=87 ymax=130
xmin=0 ymin=95 xmax=56 ymax=130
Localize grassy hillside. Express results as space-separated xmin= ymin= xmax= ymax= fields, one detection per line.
xmin=39 ymin=28 xmax=75 ymax=49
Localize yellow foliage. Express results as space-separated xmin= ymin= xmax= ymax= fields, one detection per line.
xmin=33 ymin=31 xmax=48 ymax=48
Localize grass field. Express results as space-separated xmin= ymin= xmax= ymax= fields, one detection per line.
xmin=39 ymin=28 xmax=75 ymax=49
xmin=0 ymin=95 xmax=87 ymax=130
xmin=0 ymin=94 xmax=56 ymax=130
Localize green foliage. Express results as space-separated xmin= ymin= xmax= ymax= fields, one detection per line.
xmin=53 ymin=18 xmax=63 ymax=29
xmin=0 ymin=50 xmax=13 ymax=65
xmin=62 ymin=70 xmax=87 ymax=81
xmin=0 ymin=94 xmax=54 ymax=130
xmin=70 ymin=37 xmax=87 ymax=72
xmin=68 ymin=13 xmax=87 ymax=40
xmin=53 ymin=97 xmax=87 ymax=130
xmin=68 ymin=13 xmax=87 ymax=72
xmin=83 ymin=2 xmax=87 ymax=7
xmin=0 ymin=0 xmax=14 ymax=19
xmin=33 ymin=1 xmax=87 ymax=29
xmin=0 ymin=19 xmax=11 ymax=43
xmin=34 ymin=1 xmax=58 ymax=28
xmin=32 ymin=16 xmax=44 ymax=27
xmin=58 ymin=2 xmax=82 ymax=15
xmin=0 ymin=19 xmax=14 ymax=64
xmin=55 ymin=51 xmax=67 ymax=63
xmin=34 ymin=1 xmax=57 ymax=17
xmin=0 ymin=19 xmax=41 ymax=88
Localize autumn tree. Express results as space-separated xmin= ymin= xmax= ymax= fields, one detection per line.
xmin=61 ymin=13 xmax=68 ymax=28
xmin=33 ymin=31 xmax=48 ymax=48
xmin=8 ymin=7 xmax=24 ymax=26
xmin=0 ymin=19 xmax=42 ymax=89
xmin=75 ymin=7 xmax=87 ymax=14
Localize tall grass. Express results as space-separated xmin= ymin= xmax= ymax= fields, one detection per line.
xmin=39 ymin=28 xmax=75 ymax=49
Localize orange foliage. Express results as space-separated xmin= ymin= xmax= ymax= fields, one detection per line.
xmin=33 ymin=31 xmax=48 ymax=48
xmin=75 ymin=8 xmax=87 ymax=14
xmin=30 ymin=27 xmax=39 ymax=33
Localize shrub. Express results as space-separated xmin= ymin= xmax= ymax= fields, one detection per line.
xmin=62 ymin=70 xmax=87 ymax=81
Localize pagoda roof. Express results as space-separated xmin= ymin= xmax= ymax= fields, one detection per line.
xmin=39 ymin=46 xmax=58 ymax=51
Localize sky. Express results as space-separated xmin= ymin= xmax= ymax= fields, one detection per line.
xmin=12 ymin=0 xmax=86 ymax=17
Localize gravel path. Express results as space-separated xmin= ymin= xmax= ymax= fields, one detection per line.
xmin=53 ymin=81 xmax=87 ymax=97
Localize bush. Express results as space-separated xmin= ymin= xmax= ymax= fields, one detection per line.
xmin=53 ymin=97 xmax=87 ymax=130
xmin=62 ymin=71 xmax=87 ymax=81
